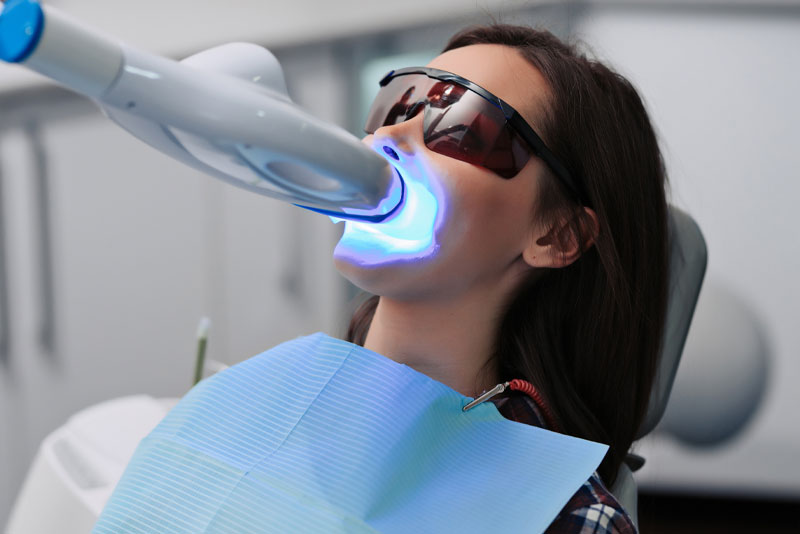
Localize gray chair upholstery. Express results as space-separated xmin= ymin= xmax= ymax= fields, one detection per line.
xmin=609 ymin=206 xmax=708 ymax=526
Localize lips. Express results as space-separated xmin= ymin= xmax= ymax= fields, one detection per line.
xmin=346 ymin=175 xmax=436 ymax=240
xmin=333 ymin=160 xmax=441 ymax=261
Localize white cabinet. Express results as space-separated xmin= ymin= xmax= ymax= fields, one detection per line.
xmin=0 ymin=101 xmax=213 ymax=521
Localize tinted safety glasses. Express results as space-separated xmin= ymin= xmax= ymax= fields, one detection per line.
xmin=364 ymin=67 xmax=586 ymax=205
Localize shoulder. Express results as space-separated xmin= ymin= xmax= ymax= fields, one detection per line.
xmin=546 ymin=475 xmax=637 ymax=534
xmin=491 ymin=393 xmax=637 ymax=534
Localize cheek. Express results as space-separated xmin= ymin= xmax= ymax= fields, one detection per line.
xmin=443 ymin=172 xmax=537 ymax=256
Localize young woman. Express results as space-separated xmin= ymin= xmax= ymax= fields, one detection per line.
xmin=94 ymin=24 xmax=668 ymax=534
xmin=335 ymin=24 xmax=669 ymax=533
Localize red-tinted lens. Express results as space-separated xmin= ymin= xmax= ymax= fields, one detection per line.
xmin=364 ymin=74 xmax=434 ymax=133
xmin=423 ymin=88 xmax=530 ymax=178
xmin=480 ymin=121 xmax=531 ymax=178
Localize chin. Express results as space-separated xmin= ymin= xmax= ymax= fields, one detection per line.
xmin=332 ymin=244 xmax=443 ymax=300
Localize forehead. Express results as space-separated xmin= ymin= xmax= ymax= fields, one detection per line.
xmin=426 ymin=44 xmax=551 ymax=127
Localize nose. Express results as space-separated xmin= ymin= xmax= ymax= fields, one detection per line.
xmin=382 ymin=146 xmax=400 ymax=160
xmin=371 ymin=111 xmax=425 ymax=161
xmin=406 ymin=101 xmax=425 ymax=120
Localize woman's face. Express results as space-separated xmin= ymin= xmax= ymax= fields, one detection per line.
xmin=334 ymin=44 xmax=553 ymax=301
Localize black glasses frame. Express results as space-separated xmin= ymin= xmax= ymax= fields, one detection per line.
xmin=377 ymin=66 xmax=586 ymax=206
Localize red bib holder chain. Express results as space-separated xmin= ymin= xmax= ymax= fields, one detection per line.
xmin=463 ymin=378 xmax=560 ymax=432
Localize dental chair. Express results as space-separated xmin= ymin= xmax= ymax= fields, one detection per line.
xmin=608 ymin=205 xmax=708 ymax=526
xmin=6 ymin=206 xmax=706 ymax=533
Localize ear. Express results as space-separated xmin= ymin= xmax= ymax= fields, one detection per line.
xmin=522 ymin=207 xmax=599 ymax=269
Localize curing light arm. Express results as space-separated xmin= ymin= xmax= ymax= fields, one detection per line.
xmin=0 ymin=0 xmax=403 ymax=222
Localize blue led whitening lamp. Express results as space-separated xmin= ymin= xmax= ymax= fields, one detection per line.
xmin=0 ymin=0 xmax=404 ymax=223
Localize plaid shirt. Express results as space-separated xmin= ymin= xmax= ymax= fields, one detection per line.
xmin=490 ymin=392 xmax=638 ymax=534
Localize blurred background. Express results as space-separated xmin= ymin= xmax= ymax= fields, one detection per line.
xmin=0 ymin=0 xmax=798 ymax=531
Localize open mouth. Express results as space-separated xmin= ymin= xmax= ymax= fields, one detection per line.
xmin=332 ymin=166 xmax=440 ymax=259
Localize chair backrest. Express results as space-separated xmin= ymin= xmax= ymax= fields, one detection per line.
xmin=638 ymin=206 xmax=708 ymax=438
xmin=610 ymin=206 xmax=707 ymax=526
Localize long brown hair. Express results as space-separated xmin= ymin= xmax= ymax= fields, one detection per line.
xmin=348 ymin=25 xmax=669 ymax=486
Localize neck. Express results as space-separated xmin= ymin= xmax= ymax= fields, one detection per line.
xmin=363 ymin=288 xmax=507 ymax=398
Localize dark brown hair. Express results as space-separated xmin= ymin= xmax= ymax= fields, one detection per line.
xmin=348 ymin=25 xmax=669 ymax=486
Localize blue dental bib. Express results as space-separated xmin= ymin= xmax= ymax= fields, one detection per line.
xmin=94 ymin=333 xmax=607 ymax=533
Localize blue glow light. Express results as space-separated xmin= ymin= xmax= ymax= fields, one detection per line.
xmin=332 ymin=163 xmax=443 ymax=265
